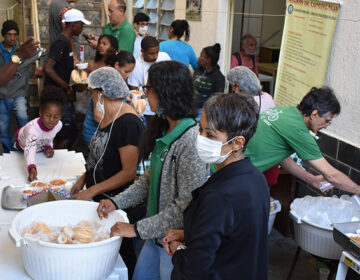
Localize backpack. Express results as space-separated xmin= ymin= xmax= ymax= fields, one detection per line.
xmin=232 ymin=52 xmax=255 ymax=68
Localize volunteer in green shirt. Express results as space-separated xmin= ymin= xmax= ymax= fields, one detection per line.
xmin=88 ymin=0 xmax=136 ymax=52
xmin=96 ymin=61 xmax=209 ymax=280
xmin=245 ymin=87 xmax=360 ymax=195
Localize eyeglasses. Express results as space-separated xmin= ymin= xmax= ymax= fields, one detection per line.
xmin=141 ymin=85 xmax=152 ymax=93
xmin=325 ymin=119 xmax=332 ymax=126
xmin=5 ymin=32 xmax=18 ymax=38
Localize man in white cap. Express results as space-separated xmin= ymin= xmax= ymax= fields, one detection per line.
xmin=44 ymin=9 xmax=91 ymax=149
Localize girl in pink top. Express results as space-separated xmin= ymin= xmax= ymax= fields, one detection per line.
xmin=16 ymin=86 xmax=65 ymax=181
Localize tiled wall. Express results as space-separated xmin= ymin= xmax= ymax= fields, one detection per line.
xmin=296 ymin=131 xmax=360 ymax=198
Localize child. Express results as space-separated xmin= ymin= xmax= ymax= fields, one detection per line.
xmin=16 ymin=86 xmax=66 ymax=181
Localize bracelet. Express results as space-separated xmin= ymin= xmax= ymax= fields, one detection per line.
xmin=176 ymin=244 xmax=187 ymax=251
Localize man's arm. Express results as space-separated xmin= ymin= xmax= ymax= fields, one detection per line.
xmin=0 ymin=37 xmax=39 ymax=86
xmin=308 ymin=157 xmax=360 ymax=195
xmin=280 ymin=157 xmax=322 ymax=189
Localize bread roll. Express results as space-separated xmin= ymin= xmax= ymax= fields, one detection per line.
xmin=72 ymin=227 xmax=94 ymax=243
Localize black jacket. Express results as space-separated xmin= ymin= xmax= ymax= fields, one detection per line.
xmin=193 ymin=64 xmax=225 ymax=108
xmin=172 ymin=158 xmax=269 ymax=280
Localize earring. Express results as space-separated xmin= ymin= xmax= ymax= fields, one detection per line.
xmin=156 ymin=104 xmax=166 ymax=119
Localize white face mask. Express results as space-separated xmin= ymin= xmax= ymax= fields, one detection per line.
xmin=196 ymin=135 xmax=236 ymax=164
xmin=138 ymin=26 xmax=148 ymax=36
xmin=96 ymin=93 xmax=105 ymax=116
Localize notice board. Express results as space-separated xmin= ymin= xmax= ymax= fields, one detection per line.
xmin=274 ymin=0 xmax=340 ymax=106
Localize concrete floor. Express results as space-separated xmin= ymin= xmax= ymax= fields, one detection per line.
xmin=269 ymin=229 xmax=318 ymax=279
xmin=268 ymin=229 xmax=360 ymax=280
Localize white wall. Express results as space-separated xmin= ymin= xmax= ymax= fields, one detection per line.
xmin=324 ymin=0 xmax=360 ymax=147
xmin=174 ymin=0 xmax=219 ymax=62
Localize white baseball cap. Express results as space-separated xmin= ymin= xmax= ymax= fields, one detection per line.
xmin=62 ymin=9 xmax=91 ymax=25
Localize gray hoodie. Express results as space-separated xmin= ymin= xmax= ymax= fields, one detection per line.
xmin=112 ymin=125 xmax=209 ymax=244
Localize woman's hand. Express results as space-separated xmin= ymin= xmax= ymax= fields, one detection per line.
xmin=70 ymin=175 xmax=86 ymax=195
xmin=71 ymin=189 xmax=94 ymax=201
xmin=110 ymin=222 xmax=136 ymax=238
xmin=28 ymin=167 xmax=37 ymax=182
xmin=163 ymin=229 xmax=184 ymax=256
xmin=44 ymin=148 xmax=54 ymax=158
xmin=164 ymin=240 xmax=184 ymax=257
xmin=163 ymin=229 xmax=184 ymax=242
xmin=97 ymin=199 xmax=116 ymax=219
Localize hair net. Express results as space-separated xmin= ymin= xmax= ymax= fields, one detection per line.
xmin=227 ymin=66 xmax=262 ymax=93
xmin=87 ymin=66 xmax=129 ymax=99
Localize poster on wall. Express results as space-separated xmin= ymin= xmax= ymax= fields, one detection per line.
xmin=274 ymin=0 xmax=340 ymax=106
xmin=186 ymin=0 xmax=202 ymax=21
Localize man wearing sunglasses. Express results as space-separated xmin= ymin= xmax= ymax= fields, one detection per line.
xmin=245 ymin=87 xmax=360 ymax=195
xmin=0 ymin=20 xmax=46 ymax=153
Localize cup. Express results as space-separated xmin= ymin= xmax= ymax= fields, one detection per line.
xmin=319 ymin=267 xmax=330 ymax=280
xmin=130 ymin=90 xmax=143 ymax=102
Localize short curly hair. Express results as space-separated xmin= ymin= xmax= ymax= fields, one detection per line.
xmin=40 ymin=86 xmax=66 ymax=110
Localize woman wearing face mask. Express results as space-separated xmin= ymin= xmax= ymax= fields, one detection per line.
xmin=82 ymin=50 xmax=136 ymax=146
xmin=163 ymin=93 xmax=270 ymax=280
xmin=96 ymin=61 xmax=209 ymax=280
xmin=193 ymin=43 xmax=225 ymax=121
xmin=82 ymin=34 xmax=120 ymax=146
xmin=159 ymin=19 xmax=198 ymax=69
xmin=71 ymin=67 xmax=144 ymax=278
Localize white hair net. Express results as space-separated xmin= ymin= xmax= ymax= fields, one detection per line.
xmin=87 ymin=66 xmax=129 ymax=99
xmin=227 ymin=66 xmax=262 ymax=93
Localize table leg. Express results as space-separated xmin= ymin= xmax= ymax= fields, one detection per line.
xmin=335 ymin=261 xmax=348 ymax=280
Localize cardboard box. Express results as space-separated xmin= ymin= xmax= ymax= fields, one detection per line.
xmin=27 ymin=191 xmax=70 ymax=207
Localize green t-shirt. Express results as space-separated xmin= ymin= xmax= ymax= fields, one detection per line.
xmin=148 ymin=118 xmax=196 ymax=217
xmin=103 ymin=19 xmax=136 ymax=53
xmin=245 ymin=106 xmax=323 ymax=172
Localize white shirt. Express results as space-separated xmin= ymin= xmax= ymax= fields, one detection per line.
xmin=133 ymin=35 xmax=143 ymax=59
xmin=128 ymin=52 xmax=171 ymax=115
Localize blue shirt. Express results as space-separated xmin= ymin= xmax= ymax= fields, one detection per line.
xmin=0 ymin=41 xmax=16 ymax=64
xmin=160 ymin=40 xmax=198 ymax=69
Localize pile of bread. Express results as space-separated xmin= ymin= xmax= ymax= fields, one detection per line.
xmin=71 ymin=69 xmax=88 ymax=84
xmin=22 ymin=221 xmax=109 ymax=244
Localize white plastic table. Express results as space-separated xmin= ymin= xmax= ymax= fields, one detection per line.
xmin=335 ymin=251 xmax=360 ymax=280
xmin=0 ymin=150 xmax=86 ymax=225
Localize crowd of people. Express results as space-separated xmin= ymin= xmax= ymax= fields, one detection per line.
xmin=1 ymin=0 xmax=360 ymax=279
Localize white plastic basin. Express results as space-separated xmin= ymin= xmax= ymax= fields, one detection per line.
xmin=8 ymin=200 xmax=128 ymax=280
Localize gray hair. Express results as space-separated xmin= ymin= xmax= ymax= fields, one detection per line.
xmin=87 ymin=66 xmax=129 ymax=99
xmin=227 ymin=66 xmax=262 ymax=93
xmin=204 ymin=93 xmax=259 ymax=150
xmin=241 ymin=33 xmax=256 ymax=47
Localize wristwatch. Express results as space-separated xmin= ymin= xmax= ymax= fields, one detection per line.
xmin=176 ymin=244 xmax=187 ymax=251
xmin=11 ymin=54 xmax=22 ymax=64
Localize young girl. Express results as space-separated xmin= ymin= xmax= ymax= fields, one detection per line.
xmin=16 ymin=86 xmax=66 ymax=181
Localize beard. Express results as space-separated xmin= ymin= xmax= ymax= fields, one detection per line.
xmin=245 ymin=48 xmax=256 ymax=56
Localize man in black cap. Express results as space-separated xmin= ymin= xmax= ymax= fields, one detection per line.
xmin=0 ymin=20 xmax=46 ymax=153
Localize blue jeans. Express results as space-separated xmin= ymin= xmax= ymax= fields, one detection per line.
xmin=0 ymin=97 xmax=28 ymax=152
xmin=132 ymin=239 xmax=173 ymax=280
